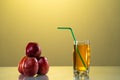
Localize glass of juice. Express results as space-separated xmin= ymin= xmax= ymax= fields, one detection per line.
xmin=73 ymin=40 xmax=90 ymax=78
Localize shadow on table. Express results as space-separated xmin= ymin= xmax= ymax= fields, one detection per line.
xmin=18 ymin=74 xmax=49 ymax=80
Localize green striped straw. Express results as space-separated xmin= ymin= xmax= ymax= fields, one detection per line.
xmin=57 ymin=27 xmax=87 ymax=69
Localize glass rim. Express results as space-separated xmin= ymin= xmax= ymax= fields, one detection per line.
xmin=74 ymin=40 xmax=90 ymax=45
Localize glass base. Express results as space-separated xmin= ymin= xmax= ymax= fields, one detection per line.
xmin=74 ymin=70 xmax=89 ymax=80
xmin=74 ymin=75 xmax=89 ymax=80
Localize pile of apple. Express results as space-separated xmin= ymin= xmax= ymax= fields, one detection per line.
xmin=18 ymin=42 xmax=49 ymax=76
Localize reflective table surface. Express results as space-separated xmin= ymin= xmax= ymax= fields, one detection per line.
xmin=0 ymin=66 xmax=120 ymax=80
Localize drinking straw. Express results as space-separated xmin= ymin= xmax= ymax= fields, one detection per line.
xmin=57 ymin=27 xmax=87 ymax=69
xmin=57 ymin=27 xmax=76 ymax=42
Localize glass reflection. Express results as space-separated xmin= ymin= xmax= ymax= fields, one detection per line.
xmin=18 ymin=74 xmax=48 ymax=80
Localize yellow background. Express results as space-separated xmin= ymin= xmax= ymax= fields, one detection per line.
xmin=0 ymin=0 xmax=120 ymax=66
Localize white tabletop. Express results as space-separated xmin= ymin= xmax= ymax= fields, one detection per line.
xmin=0 ymin=66 xmax=120 ymax=80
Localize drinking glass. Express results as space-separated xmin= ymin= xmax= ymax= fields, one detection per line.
xmin=73 ymin=40 xmax=90 ymax=78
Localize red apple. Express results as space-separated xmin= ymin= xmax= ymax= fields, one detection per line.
xmin=26 ymin=42 xmax=41 ymax=59
xmin=18 ymin=56 xmax=38 ymax=76
xmin=18 ymin=56 xmax=27 ymax=74
xmin=37 ymin=57 xmax=49 ymax=75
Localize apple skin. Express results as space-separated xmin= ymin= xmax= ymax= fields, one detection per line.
xmin=26 ymin=42 xmax=41 ymax=59
xmin=18 ymin=56 xmax=38 ymax=76
xmin=37 ymin=57 xmax=49 ymax=75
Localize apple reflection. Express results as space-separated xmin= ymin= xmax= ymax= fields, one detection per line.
xmin=18 ymin=74 xmax=48 ymax=80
